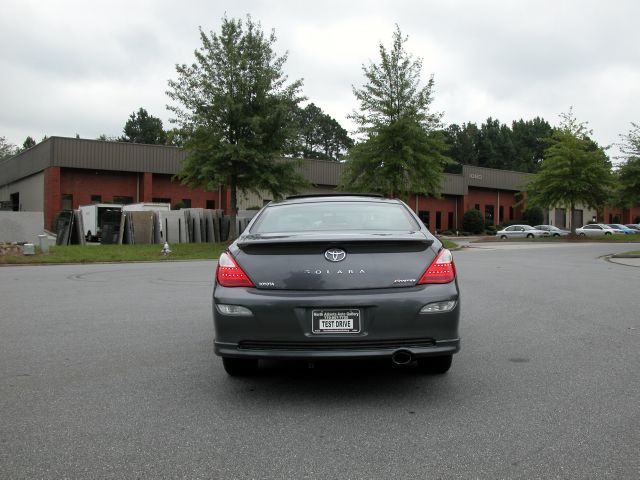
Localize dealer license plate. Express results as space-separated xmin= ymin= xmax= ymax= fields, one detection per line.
xmin=312 ymin=309 xmax=361 ymax=334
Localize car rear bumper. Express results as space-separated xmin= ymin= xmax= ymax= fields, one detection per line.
xmin=214 ymin=338 xmax=460 ymax=360
xmin=212 ymin=282 xmax=461 ymax=360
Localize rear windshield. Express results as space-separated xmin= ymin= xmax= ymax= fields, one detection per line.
xmin=251 ymin=201 xmax=421 ymax=233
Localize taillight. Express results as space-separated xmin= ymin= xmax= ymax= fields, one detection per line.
xmin=417 ymin=249 xmax=456 ymax=284
xmin=216 ymin=252 xmax=255 ymax=287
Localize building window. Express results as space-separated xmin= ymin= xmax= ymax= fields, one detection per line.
xmin=474 ymin=204 xmax=480 ymax=211
xmin=91 ymin=195 xmax=102 ymax=204
xmin=484 ymin=204 xmax=494 ymax=225
xmin=509 ymin=206 xmax=514 ymax=220
xmin=418 ymin=210 xmax=430 ymax=229
xmin=10 ymin=192 xmax=20 ymax=211
xmin=206 ymin=200 xmax=215 ymax=209
xmin=447 ymin=212 xmax=454 ymax=230
xmin=435 ymin=211 xmax=442 ymax=230
xmin=61 ymin=194 xmax=73 ymax=210
xmin=153 ymin=197 xmax=171 ymax=204
xmin=182 ymin=198 xmax=192 ymax=208
xmin=113 ymin=195 xmax=133 ymax=204
xmin=499 ymin=206 xmax=504 ymax=223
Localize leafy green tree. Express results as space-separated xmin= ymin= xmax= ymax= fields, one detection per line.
xmin=341 ymin=25 xmax=449 ymax=197
xmin=526 ymin=108 xmax=614 ymax=234
xmin=166 ymin=16 xmax=307 ymax=239
xmin=618 ymin=122 xmax=640 ymax=160
xmin=0 ymin=136 xmax=16 ymax=159
xmin=287 ymin=103 xmax=353 ymax=161
xmin=120 ymin=108 xmax=167 ymax=144
xmin=462 ymin=209 xmax=484 ymax=234
xmin=511 ymin=117 xmax=553 ymax=173
xmin=444 ymin=122 xmax=479 ymax=167
xmin=476 ymin=118 xmax=516 ymax=170
xmin=522 ymin=206 xmax=544 ymax=226
xmin=613 ymin=123 xmax=640 ymax=209
xmin=22 ymin=136 xmax=36 ymax=150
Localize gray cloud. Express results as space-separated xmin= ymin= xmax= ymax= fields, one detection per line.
xmin=1 ymin=0 xmax=638 ymax=158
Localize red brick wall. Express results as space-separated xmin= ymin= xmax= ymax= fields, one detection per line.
xmin=151 ymin=174 xmax=219 ymax=208
xmin=44 ymin=167 xmax=61 ymax=230
xmin=413 ymin=195 xmax=459 ymax=231
xmin=59 ymin=168 xmax=139 ymax=208
xmin=465 ymin=188 xmax=522 ymax=226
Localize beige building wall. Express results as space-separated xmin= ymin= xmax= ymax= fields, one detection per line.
xmin=0 ymin=172 xmax=44 ymax=211
xmin=547 ymin=204 xmax=597 ymax=229
xmin=237 ymin=186 xmax=337 ymax=210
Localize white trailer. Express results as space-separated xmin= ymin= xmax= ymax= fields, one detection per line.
xmin=79 ymin=204 xmax=123 ymax=241
xmin=122 ymin=202 xmax=171 ymax=212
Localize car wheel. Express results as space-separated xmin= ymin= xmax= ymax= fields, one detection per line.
xmin=579 ymin=233 xmax=585 ymax=236
xmin=222 ymin=357 xmax=259 ymax=376
xmin=553 ymin=233 xmax=559 ymax=237
xmin=605 ymin=232 xmax=611 ymax=236
xmin=416 ymin=355 xmax=452 ymax=374
xmin=526 ymin=233 xmax=534 ymax=238
xmin=500 ymin=235 xmax=507 ymax=240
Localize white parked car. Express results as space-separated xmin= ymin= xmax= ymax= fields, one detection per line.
xmin=575 ymin=224 xmax=623 ymax=236
xmin=496 ymin=225 xmax=550 ymax=239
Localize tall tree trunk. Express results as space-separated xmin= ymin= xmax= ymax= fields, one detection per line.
xmin=570 ymin=201 xmax=575 ymax=235
xmin=228 ymin=176 xmax=238 ymax=241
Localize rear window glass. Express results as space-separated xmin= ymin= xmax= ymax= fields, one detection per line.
xmin=251 ymin=201 xmax=420 ymax=233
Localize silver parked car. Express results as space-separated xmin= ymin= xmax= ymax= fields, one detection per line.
xmin=625 ymin=224 xmax=640 ymax=232
xmin=575 ymin=224 xmax=622 ymax=236
xmin=496 ymin=225 xmax=550 ymax=239
xmin=533 ymin=225 xmax=570 ymax=237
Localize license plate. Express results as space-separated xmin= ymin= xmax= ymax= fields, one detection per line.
xmin=312 ymin=309 xmax=361 ymax=334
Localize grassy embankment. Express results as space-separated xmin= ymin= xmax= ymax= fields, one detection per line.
xmin=2 ymin=239 xmax=460 ymax=265
xmin=0 ymin=243 xmax=227 ymax=265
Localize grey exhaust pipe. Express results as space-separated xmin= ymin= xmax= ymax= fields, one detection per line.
xmin=391 ymin=350 xmax=413 ymax=365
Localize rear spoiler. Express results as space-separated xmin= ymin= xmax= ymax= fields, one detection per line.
xmin=237 ymin=231 xmax=433 ymax=248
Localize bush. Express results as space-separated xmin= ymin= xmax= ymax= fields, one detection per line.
xmin=522 ymin=206 xmax=544 ymax=226
xmin=462 ymin=209 xmax=485 ymax=234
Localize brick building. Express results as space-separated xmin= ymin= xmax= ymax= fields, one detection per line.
xmin=2 ymin=136 xmax=631 ymax=231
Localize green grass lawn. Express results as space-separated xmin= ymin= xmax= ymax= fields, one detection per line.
xmin=2 ymin=239 xmax=461 ymax=264
xmin=440 ymin=239 xmax=459 ymax=249
xmin=0 ymin=243 xmax=227 ymax=265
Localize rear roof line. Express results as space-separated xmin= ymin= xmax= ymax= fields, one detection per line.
xmin=285 ymin=193 xmax=384 ymax=200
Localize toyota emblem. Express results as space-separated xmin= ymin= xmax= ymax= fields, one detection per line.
xmin=324 ymin=248 xmax=346 ymax=262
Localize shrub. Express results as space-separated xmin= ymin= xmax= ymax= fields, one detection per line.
xmin=462 ymin=209 xmax=485 ymax=234
xmin=522 ymin=206 xmax=544 ymax=226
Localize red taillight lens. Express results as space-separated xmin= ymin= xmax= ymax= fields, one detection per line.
xmin=417 ymin=249 xmax=456 ymax=284
xmin=216 ymin=252 xmax=255 ymax=287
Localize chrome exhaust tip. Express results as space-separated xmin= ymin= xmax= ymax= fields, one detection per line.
xmin=391 ymin=350 xmax=413 ymax=365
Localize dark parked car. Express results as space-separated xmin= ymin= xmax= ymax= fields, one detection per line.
xmin=213 ymin=194 xmax=461 ymax=376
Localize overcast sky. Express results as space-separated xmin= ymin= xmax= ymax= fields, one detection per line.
xmin=1 ymin=0 xmax=638 ymax=160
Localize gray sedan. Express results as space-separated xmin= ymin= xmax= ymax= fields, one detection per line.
xmin=213 ymin=195 xmax=461 ymax=376
xmin=575 ymin=224 xmax=623 ymax=236
xmin=496 ymin=224 xmax=550 ymax=239
xmin=534 ymin=224 xmax=571 ymax=236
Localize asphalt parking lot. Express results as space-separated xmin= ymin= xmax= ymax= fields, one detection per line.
xmin=1 ymin=242 xmax=639 ymax=479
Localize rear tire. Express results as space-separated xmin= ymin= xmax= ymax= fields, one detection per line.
xmin=500 ymin=235 xmax=507 ymax=240
xmin=605 ymin=232 xmax=611 ymax=236
xmin=222 ymin=357 xmax=259 ymax=376
xmin=526 ymin=233 xmax=534 ymax=238
xmin=416 ymin=355 xmax=452 ymax=374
